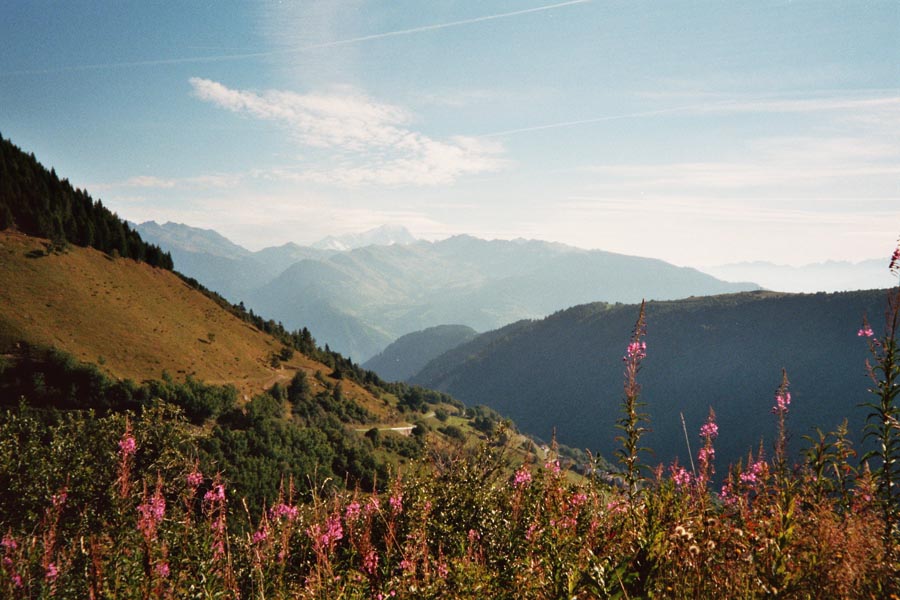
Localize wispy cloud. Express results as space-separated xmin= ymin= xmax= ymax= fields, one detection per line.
xmin=189 ymin=78 xmax=507 ymax=186
xmin=90 ymin=173 xmax=242 ymax=192
xmin=1 ymin=0 xmax=590 ymax=77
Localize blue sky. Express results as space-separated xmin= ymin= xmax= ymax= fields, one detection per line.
xmin=1 ymin=1 xmax=898 ymax=266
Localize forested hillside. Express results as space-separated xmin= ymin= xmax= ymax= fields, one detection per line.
xmin=412 ymin=290 xmax=889 ymax=470
xmin=0 ymin=134 xmax=172 ymax=269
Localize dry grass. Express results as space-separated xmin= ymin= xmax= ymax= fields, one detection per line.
xmin=0 ymin=231 xmax=366 ymax=405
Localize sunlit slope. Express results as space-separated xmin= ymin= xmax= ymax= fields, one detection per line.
xmin=0 ymin=231 xmax=327 ymax=397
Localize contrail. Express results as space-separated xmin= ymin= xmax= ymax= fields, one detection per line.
xmin=1 ymin=0 xmax=591 ymax=76
xmin=477 ymin=92 xmax=900 ymax=137
xmin=479 ymin=104 xmax=708 ymax=138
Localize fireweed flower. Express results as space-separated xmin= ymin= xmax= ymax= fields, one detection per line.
xmin=513 ymin=465 xmax=532 ymax=488
xmin=740 ymin=460 xmax=767 ymax=486
xmin=389 ymin=492 xmax=403 ymax=514
xmin=772 ymin=391 xmax=791 ymax=415
xmin=45 ymin=562 xmax=59 ymax=582
xmin=1 ymin=534 xmax=16 ymax=552
xmin=671 ymin=465 xmax=692 ymax=487
xmin=362 ymin=548 xmax=379 ymax=574
xmin=155 ymin=561 xmax=170 ymax=579
xmin=137 ymin=490 xmax=166 ymax=541
xmin=118 ymin=433 xmax=136 ymax=456
xmin=698 ymin=446 xmax=714 ymax=464
xmin=252 ymin=526 xmax=269 ymax=544
xmin=307 ymin=516 xmax=343 ymax=553
xmin=186 ymin=470 xmax=203 ymax=488
xmin=269 ymin=502 xmax=298 ymax=522
xmin=204 ymin=484 xmax=226 ymax=504
xmin=624 ymin=341 xmax=647 ymax=361
xmin=699 ymin=421 xmax=718 ymax=440
xmin=858 ymin=326 xmax=875 ymax=337
xmin=544 ymin=459 xmax=561 ymax=475
xmin=344 ymin=501 xmax=362 ymax=522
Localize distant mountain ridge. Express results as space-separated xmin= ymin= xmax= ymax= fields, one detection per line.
xmin=409 ymin=289 xmax=891 ymax=471
xmin=701 ymin=259 xmax=893 ymax=293
xmin=312 ymin=224 xmax=417 ymax=251
xmin=136 ymin=222 xmax=760 ymax=362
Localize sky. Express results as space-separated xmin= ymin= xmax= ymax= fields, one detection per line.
xmin=1 ymin=1 xmax=898 ymax=267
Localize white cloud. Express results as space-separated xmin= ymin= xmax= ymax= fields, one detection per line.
xmin=189 ymin=78 xmax=507 ymax=186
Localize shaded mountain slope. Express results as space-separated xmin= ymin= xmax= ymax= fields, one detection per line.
xmin=363 ymin=324 xmax=478 ymax=382
xmin=411 ymin=290 xmax=890 ymax=469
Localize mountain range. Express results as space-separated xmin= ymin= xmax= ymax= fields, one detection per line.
xmin=135 ymin=222 xmax=760 ymax=362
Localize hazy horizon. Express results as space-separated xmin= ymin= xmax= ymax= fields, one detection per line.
xmin=2 ymin=1 xmax=898 ymax=267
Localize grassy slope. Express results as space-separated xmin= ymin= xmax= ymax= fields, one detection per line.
xmin=0 ymin=231 xmax=373 ymax=409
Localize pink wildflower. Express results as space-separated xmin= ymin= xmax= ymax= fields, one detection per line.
xmin=137 ymin=490 xmax=166 ymax=541
xmin=772 ymin=391 xmax=791 ymax=415
xmin=363 ymin=548 xmax=379 ymax=574
xmin=344 ymin=501 xmax=362 ymax=522
xmin=569 ymin=491 xmax=588 ymax=508
xmin=186 ymin=470 xmax=203 ymax=488
xmin=2 ymin=534 xmax=17 ymax=551
xmin=118 ymin=433 xmax=136 ymax=456
xmin=270 ymin=502 xmax=298 ymax=522
xmin=513 ymin=465 xmax=532 ymax=488
xmin=544 ymin=459 xmax=561 ymax=475
xmin=719 ymin=482 xmax=737 ymax=506
xmin=389 ymin=492 xmax=403 ymax=514
xmin=890 ymin=245 xmax=900 ymax=274
xmin=436 ymin=559 xmax=449 ymax=578
xmin=671 ymin=465 xmax=692 ymax=487
xmin=625 ymin=340 xmax=647 ymax=361
xmin=699 ymin=421 xmax=718 ymax=440
xmin=51 ymin=490 xmax=67 ymax=509
xmin=858 ymin=326 xmax=875 ymax=337
xmin=155 ymin=561 xmax=170 ymax=579
xmin=204 ymin=484 xmax=226 ymax=504
xmin=307 ymin=516 xmax=343 ymax=552
xmin=45 ymin=562 xmax=58 ymax=582
xmin=740 ymin=460 xmax=767 ymax=486
xmin=468 ymin=528 xmax=480 ymax=542
xmin=252 ymin=526 xmax=268 ymax=544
